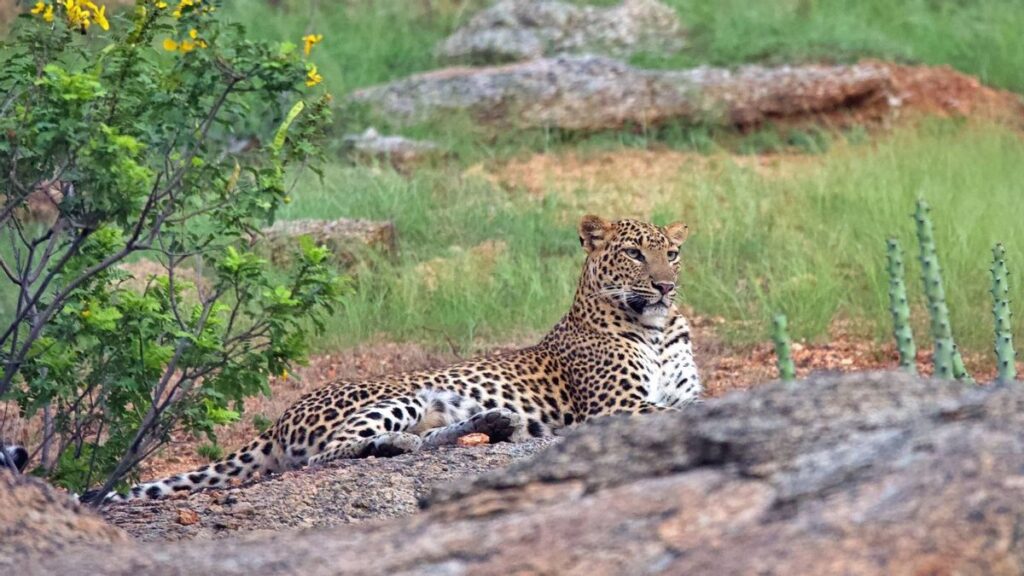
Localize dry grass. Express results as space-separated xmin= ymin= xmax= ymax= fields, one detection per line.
xmin=473 ymin=149 xmax=819 ymax=218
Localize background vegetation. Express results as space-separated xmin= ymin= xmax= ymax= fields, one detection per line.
xmin=216 ymin=0 xmax=1024 ymax=354
xmin=4 ymin=0 xmax=1024 ymax=362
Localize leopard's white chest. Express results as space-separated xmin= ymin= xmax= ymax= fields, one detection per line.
xmin=636 ymin=315 xmax=701 ymax=407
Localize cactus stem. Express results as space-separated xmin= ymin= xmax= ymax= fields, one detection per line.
xmin=991 ymin=243 xmax=1017 ymax=383
xmin=914 ymin=198 xmax=971 ymax=382
xmin=772 ymin=313 xmax=796 ymax=382
xmin=886 ymin=238 xmax=917 ymax=374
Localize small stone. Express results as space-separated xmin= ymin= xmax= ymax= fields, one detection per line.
xmin=176 ymin=508 xmax=199 ymax=526
xmin=457 ymin=433 xmax=490 ymax=447
xmin=342 ymin=128 xmax=444 ymax=173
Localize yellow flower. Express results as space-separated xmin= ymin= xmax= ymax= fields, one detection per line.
xmin=32 ymin=1 xmax=55 ymax=24
xmin=155 ymin=0 xmax=167 ymax=8
xmin=78 ymin=0 xmax=108 ymax=30
xmin=85 ymin=1 xmax=108 ymax=30
xmin=302 ymin=33 xmax=322 ymax=56
xmin=305 ymin=64 xmax=322 ymax=87
xmin=162 ymin=38 xmax=178 ymax=51
xmin=178 ymin=39 xmax=195 ymax=53
xmin=172 ymin=0 xmax=193 ymax=18
xmin=188 ymin=28 xmax=197 ymax=38
xmin=81 ymin=310 xmax=91 ymax=318
xmin=281 ymin=369 xmax=289 ymax=381
xmin=61 ymin=0 xmax=108 ymax=32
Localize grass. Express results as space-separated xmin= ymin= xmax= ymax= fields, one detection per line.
xmin=226 ymin=0 xmax=1024 ymax=360
xmin=279 ymin=167 xmax=580 ymax=349
xmin=226 ymin=0 xmax=1024 ymax=98
xmin=195 ymin=442 xmax=224 ymax=461
xmin=281 ymin=120 xmax=1024 ymax=357
xmin=678 ymin=119 xmax=1024 ymax=349
xmin=621 ymin=0 xmax=1024 ymax=94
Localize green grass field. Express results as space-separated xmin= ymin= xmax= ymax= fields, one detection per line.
xmin=222 ymin=0 xmax=1024 ymax=358
xmin=279 ymin=120 xmax=1024 ymax=354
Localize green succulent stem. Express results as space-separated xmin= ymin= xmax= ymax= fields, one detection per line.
xmin=914 ymin=198 xmax=971 ymax=381
xmin=885 ymin=238 xmax=917 ymax=374
xmin=772 ymin=313 xmax=796 ymax=382
xmin=991 ymin=243 xmax=1017 ymax=383
xmin=951 ymin=345 xmax=975 ymax=385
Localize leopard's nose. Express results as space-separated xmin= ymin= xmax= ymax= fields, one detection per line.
xmin=654 ymin=281 xmax=675 ymax=295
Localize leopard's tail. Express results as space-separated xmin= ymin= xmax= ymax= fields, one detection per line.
xmin=86 ymin=430 xmax=279 ymax=505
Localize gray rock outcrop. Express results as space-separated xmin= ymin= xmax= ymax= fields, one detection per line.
xmin=341 ymin=128 xmax=444 ymax=172
xmin=351 ymin=56 xmax=893 ymax=130
xmin=27 ymin=371 xmax=1024 ymax=575
xmin=437 ymin=0 xmax=684 ymax=64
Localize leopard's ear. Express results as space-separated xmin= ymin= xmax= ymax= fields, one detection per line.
xmin=663 ymin=221 xmax=689 ymax=246
xmin=578 ymin=215 xmax=612 ymax=253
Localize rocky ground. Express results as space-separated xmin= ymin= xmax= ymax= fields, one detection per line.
xmin=22 ymin=370 xmax=1024 ymax=575
xmin=0 ymin=471 xmax=127 ymax=568
xmin=102 ymin=437 xmax=558 ymax=541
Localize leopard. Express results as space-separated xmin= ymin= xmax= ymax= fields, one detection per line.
xmin=92 ymin=214 xmax=701 ymax=503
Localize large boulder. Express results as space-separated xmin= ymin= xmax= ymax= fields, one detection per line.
xmin=27 ymin=371 xmax=1024 ymax=575
xmin=351 ymin=56 xmax=894 ymax=130
xmin=437 ymin=0 xmax=684 ymax=64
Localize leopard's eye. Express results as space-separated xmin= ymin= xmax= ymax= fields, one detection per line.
xmin=624 ymin=248 xmax=644 ymax=261
xmin=667 ymin=250 xmax=679 ymax=260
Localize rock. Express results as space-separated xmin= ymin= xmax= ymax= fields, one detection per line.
xmin=96 ymin=438 xmax=556 ymax=542
xmin=341 ymin=128 xmax=444 ymax=172
xmin=229 ymin=502 xmax=255 ymax=517
xmin=260 ymin=218 xmax=397 ymax=269
xmin=176 ymin=508 xmax=199 ymax=526
xmin=30 ymin=371 xmax=1024 ymax=574
xmin=0 ymin=470 xmax=128 ymax=568
xmin=437 ymin=0 xmax=684 ymax=64
xmin=351 ymin=56 xmax=894 ymax=130
xmin=456 ymin=433 xmax=490 ymax=447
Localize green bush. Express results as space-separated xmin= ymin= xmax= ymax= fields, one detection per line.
xmin=196 ymin=442 xmax=223 ymax=461
xmin=251 ymin=413 xmax=272 ymax=433
xmin=0 ymin=0 xmax=343 ymax=499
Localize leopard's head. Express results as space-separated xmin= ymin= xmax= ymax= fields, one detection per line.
xmin=578 ymin=215 xmax=689 ymax=318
